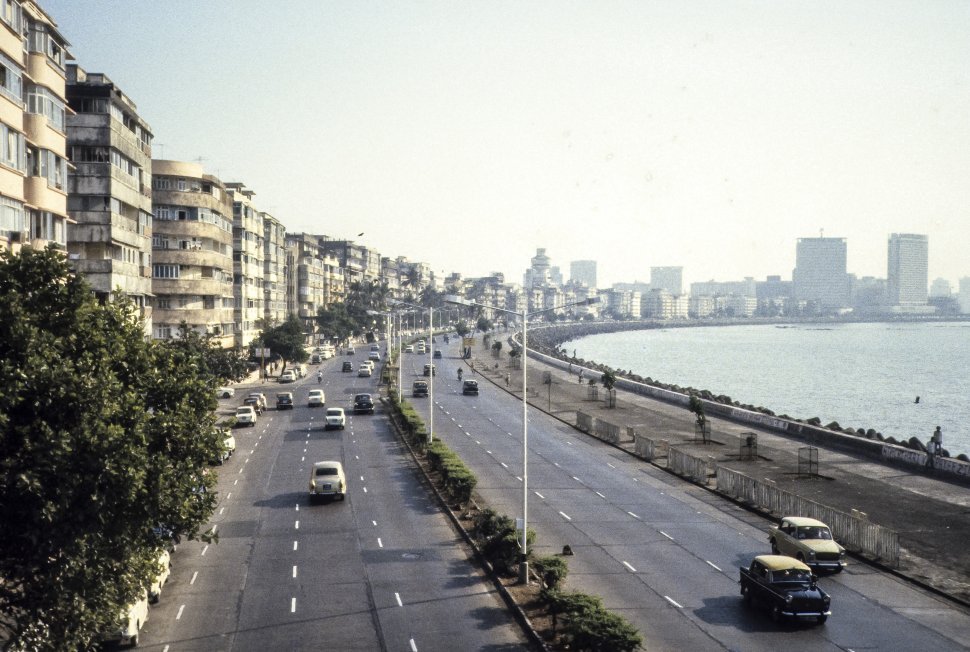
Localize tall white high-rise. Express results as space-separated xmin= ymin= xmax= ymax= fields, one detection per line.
xmin=570 ymin=259 xmax=597 ymax=288
xmin=792 ymin=237 xmax=850 ymax=310
xmin=887 ymin=233 xmax=928 ymax=307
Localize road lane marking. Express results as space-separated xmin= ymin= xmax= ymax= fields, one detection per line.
xmin=660 ymin=531 xmax=674 ymax=540
xmin=566 ymin=441 xmax=573 ymax=446
xmin=233 ymin=479 xmax=238 ymax=485
xmin=553 ymin=462 xmax=560 ymax=467
xmin=211 ymin=525 xmax=217 ymax=534
xmin=176 ymin=604 xmax=185 ymax=620
xmin=237 ymin=467 xmax=243 ymax=474
xmin=293 ymin=541 xmax=298 ymax=551
xmin=627 ymin=511 xmax=640 ymax=519
xmin=475 ymin=440 xmax=480 ymax=445
xmin=226 ymin=492 xmax=231 ymax=500
xmin=622 ymin=561 xmax=637 ymax=572
xmin=360 ymin=476 xmax=365 ymax=481
xmin=291 ymin=597 xmax=297 ymax=613
xmin=559 ymin=511 xmax=572 ymax=521
xmin=571 ymin=476 xmax=581 ymax=483
xmin=355 ymin=455 xmax=359 ymax=459
xmin=190 ymin=571 xmax=198 ymax=585
xmin=295 ymin=520 xmax=300 ymax=529
xmin=516 ymin=476 xmax=523 ymax=482
xmin=410 ymin=638 xmax=418 ymax=652
xmin=665 ymin=596 xmax=683 ymax=608
xmin=395 ymin=592 xmax=403 ymax=607
xmin=486 ymin=450 xmax=492 ymax=455
xmin=372 ymin=520 xmax=377 ymax=526
xmin=500 ymin=462 xmax=508 ymax=468
xmin=378 ymin=538 xmax=383 ymax=548
xmin=245 ymin=458 xmax=249 ymax=464
xmin=607 ymin=463 xmax=616 ymax=469
xmin=301 ymin=456 xmax=305 ymax=462
xmin=507 ymin=432 xmax=513 ymax=436
xmin=219 ymin=507 xmax=225 ymax=515
xmin=201 ymin=545 xmax=209 ymax=556
xmin=706 ymin=560 xmax=722 ymax=572
xmin=595 ymin=491 xmax=606 ymax=499
xmin=295 ymin=504 xmax=299 ymax=511
xmin=293 ymin=565 xmax=298 ymax=578
xmin=534 ymin=491 xmax=545 ymax=499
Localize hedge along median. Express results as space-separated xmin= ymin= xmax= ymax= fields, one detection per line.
xmin=385 ymin=388 xmax=643 ymax=652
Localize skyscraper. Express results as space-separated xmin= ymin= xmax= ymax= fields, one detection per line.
xmin=650 ymin=266 xmax=683 ymax=295
xmin=792 ymin=237 xmax=850 ymax=310
xmin=887 ymin=233 xmax=928 ymax=307
xmin=570 ymin=259 xmax=597 ymax=288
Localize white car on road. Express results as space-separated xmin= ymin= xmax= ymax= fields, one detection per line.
xmin=324 ymin=407 xmax=346 ymax=430
xmin=235 ymin=405 xmax=257 ymax=427
xmin=308 ymin=389 xmax=326 ymax=407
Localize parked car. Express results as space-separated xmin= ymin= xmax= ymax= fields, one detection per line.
xmin=353 ymin=393 xmax=375 ymax=414
xmin=309 ymin=461 xmax=346 ymax=502
xmin=102 ymin=592 xmax=149 ymax=647
xmin=342 ymin=361 xmax=354 ymax=372
xmin=769 ymin=517 xmax=846 ymax=572
xmin=279 ymin=370 xmax=296 ymax=383
xmin=462 ymin=379 xmax=479 ymax=395
xmin=308 ymin=389 xmax=325 ymax=407
xmin=235 ymin=405 xmax=257 ymax=427
xmin=423 ymin=363 xmax=436 ymax=376
xmin=148 ymin=549 xmax=172 ymax=604
xmin=358 ymin=364 xmax=372 ymax=377
xmin=243 ymin=396 xmax=264 ymax=415
xmin=310 ymin=353 xmax=322 ymax=364
xmin=212 ymin=428 xmax=236 ymax=464
xmin=324 ymin=407 xmax=346 ymax=430
xmin=247 ymin=392 xmax=268 ymax=411
xmin=412 ymin=380 xmax=429 ymax=397
xmin=216 ymin=387 xmax=235 ymax=399
xmin=368 ymin=351 xmax=381 ymax=362
xmin=433 ymin=349 xmax=442 ymax=359
xmin=276 ymin=392 xmax=294 ymax=410
xmin=739 ymin=555 xmax=831 ymax=624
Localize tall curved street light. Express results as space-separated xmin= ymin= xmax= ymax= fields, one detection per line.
xmin=445 ymin=294 xmax=598 ymax=584
xmin=389 ymin=300 xmax=435 ymax=444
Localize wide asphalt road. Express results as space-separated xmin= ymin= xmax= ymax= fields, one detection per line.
xmin=403 ymin=338 xmax=970 ymax=652
xmin=132 ymin=347 xmax=529 ymax=651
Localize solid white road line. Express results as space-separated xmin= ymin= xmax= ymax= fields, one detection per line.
xmin=395 ymin=592 xmax=403 ymax=607
xmin=622 ymin=561 xmax=637 ymax=572
xmin=706 ymin=560 xmax=722 ymax=572
xmin=189 ymin=571 xmax=198 ymax=585
xmin=175 ymin=604 xmax=185 ymax=620
xmin=665 ymin=596 xmax=683 ymax=608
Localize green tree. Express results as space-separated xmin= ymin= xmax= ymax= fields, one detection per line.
xmin=0 ymin=247 xmax=220 ymax=651
xmin=260 ymin=314 xmax=309 ymax=365
xmin=315 ymin=302 xmax=358 ymax=343
xmin=476 ymin=316 xmax=493 ymax=334
xmin=455 ymin=320 xmax=471 ymax=337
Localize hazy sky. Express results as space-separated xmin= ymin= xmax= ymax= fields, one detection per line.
xmin=45 ymin=1 xmax=969 ymax=288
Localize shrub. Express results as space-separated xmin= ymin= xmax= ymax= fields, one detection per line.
xmin=544 ymin=590 xmax=642 ymax=651
xmin=533 ymin=555 xmax=568 ymax=590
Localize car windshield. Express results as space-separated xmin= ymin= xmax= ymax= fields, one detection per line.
xmin=771 ymin=568 xmax=812 ymax=583
xmin=236 ymin=408 xmax=251 ymax=414
xmin=327 ymin=409 xmax=341 ymax=416
xmin=315 ymin=468 xmax=338 ymax=476
xmin=797 ymin=526 xmax=833 ymax=540
xmin=356 ymin=395 xmax=370 ymax=401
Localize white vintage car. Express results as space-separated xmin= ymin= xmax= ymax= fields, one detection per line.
xmin=769 ymin=516 xmax=846 ymax=572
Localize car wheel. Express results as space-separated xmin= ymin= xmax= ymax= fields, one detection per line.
xmin=129 ymin=631 xmax=139 ymax=648
xmin=340 ymin=493 xmax=346 ymax=501
xmin=771 ymin=605 xmax=783 ymax=623
xmin=770 ymin=539 xmax=779 ymax=554
xmin=816 ymin=615 xmax=827 ymax=625
xmin=741 ymin=586 xmax=752 ymax=606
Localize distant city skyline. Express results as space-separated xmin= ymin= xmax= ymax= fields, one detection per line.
xmin=45 ymin=1 xmax=970 ymax=288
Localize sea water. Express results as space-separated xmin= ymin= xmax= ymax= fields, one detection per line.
xmin=570 ymin=321 xmax=970 ymax=457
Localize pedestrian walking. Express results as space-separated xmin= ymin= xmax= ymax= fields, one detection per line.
xmin=577 ymin=370 xmax=583 ymax=383
xmin=505 ymin=372 xmax=510 ymax=387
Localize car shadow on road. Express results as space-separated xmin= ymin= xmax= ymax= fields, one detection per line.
xmin=251 ymin=491 xmax=308 ymax=509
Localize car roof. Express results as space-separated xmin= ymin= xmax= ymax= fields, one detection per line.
xmin=754 ymin=554 xmax=812 ymax=572
xmin=464 ymin=379 xmax=478 ymax=385
xmin=355 ymin=393 xmax=372 ymax=398
xmin=326 ymin=407 xmax=344 ymax=413
xmin=236 ymin=405 xmax=254 ymax=411
xmin=312 ymin=460 xmax=342 ymax=470
xmin=309 ymin=389 xmax=324 ymax=394
xmin=782 ymin=517 xmax=827 ymax=527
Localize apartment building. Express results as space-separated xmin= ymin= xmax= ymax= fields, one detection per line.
xmin=285 ymin=232 xmax=328 ymax=328
xmin=150 ymin=160 xmax=234 ymax=346
xmin=225 ymin=182 xmax=263 ymax=347
xmin=792 ymin=236 xmax=850 ymax=310
xmin=887 ymin=233 xmax=928 ymax=308
xmin=0 ymin=2 xmax=71 ymax=252
xmin=65 ymin=64 xmax=153 ymax=329
xmin=262 ymin=211 xmax=287 ymax=325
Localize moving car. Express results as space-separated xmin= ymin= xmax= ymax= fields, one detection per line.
xmin=235 ymin=405 xmax=257 ymax=427
xmin=433 ymin=349 xmax=442 ymax=359
xmin=342 ymin=361 xmax=354 ymax=372
xmin=412 ymin=380 xmax=429 ymax=397
xmin=279 ymin=370 xmax=296 ymax=383
xmin=769 ymin=516 xmax=846 ymax=572
xmin=310 ymin=353 xmax=322 ymax=364
xmin=462 ymin=379 xmax=479 ymax=395
xmin=216 ymin=387 xmax=235 ymax=399
xmin=416 ymin=343 xmax=426 ymax=354
xmin=353 ymin=393 xmax=375 ymax=414
xmin=739 ymin=555 xmax=831 ymax=624
xmin=276 ymin=392 xmax=294 ymax=410
xmin=308 ymin=389 xmax=325 ymax=407
xmin=423 ymin=363 xmax=436 ymax=376
xmin=247 ymin=392 xmax=268 ymax=411
xmin=368 ymin=351 xmax=381 ymax=362
xmin=346 ymin=346 xmax=355 ymax=355
xmin=308 ymin=461 xmax=346 ymax=502
xmin=405 ymin=344 xmax=414 ymax=353
xmin=243 ymin=396 xmax=264 ymax=415
xmin=324 ymin=407 xmax=346 ymax=430
xmin=358 ymin=364 xmax=372 ymax=377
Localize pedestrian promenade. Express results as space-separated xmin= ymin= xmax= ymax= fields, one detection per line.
xmin=464 ymin=344 xmax=970 ymax=605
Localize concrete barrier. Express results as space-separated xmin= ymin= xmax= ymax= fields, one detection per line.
xmin=669 ymin=447 xmax=714 ymax=485
xmin=594 ymin=419 xmax=621 ymax=444
xmin=576 ymin=411 xmax=593 ymax=433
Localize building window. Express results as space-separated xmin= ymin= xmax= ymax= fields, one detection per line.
xmin=0 ymin=193 xmax=24 ymax=232
xmin=0 ymin=51 xmax=22 ymax=106
xmin=68 ymin=146 xmax=109 ymax=163
xmin=29 ymin=210 xmax=65 ymax=244
xmin=155 ymin=298 xmax=170 ymax=309
xmin=177 ymin=179 xmax=187 ymax=191
xmin=26 ymin=85 xmax=66 ymax=132
xmin=0 ymin=121 xmax=24 ymax=172
xmin=152 ymin=264 xmax=180 ymax=279
xmin=28 ymin=147 xmax=66 ymax=190
xmin=0 ymin=0 xmax=23 ymax=34
xmin=27 ymin=25 xmax=64 ymax=69
xmin=152 ymin=177 xmax=172 ymax=190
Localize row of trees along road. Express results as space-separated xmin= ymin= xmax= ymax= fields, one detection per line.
xmin=0 ymin=246 xmax=248 ymax=651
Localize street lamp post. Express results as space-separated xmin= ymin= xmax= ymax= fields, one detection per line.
xmin=445 ymin=295 xmax=597 ymax=584
xmin=390 ymin=300 xmax=434 ymax=445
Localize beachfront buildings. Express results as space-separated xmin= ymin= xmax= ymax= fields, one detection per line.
xmin=887 ymin=233 xmax=929 ymax=310
xmin=792 ymin=236 xmax=850 ymax=312
xmin=0 ymin=2 xmax=72 ymax=253
xmin=150 ymin=160 xmax=235 ymax=346
xmin=65 ymin=64 xmax=153 ymax=330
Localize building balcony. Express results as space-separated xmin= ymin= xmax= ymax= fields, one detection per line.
xmin=153 ymin=219 xmax=233 ymax=244
xmin=152 ymin=277 xmax=233 ymax=298
xmin=153 ymin=248 xmax=231 ymax=269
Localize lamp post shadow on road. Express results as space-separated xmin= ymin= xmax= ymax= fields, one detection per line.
xmin=445 ymin=294 xmax=599 ymax=585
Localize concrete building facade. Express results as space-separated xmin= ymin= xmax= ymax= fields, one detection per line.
xmin=262 ymin=212 xmax=287 ymax=326
xmin=570 ymin=259 xmax=597 ymax=288
xmin=792 ymin=237 xmax=850 ymax=310
xmin=65 ymin=64 xmax=153 ymax=328
xmin=650 ymin=266 xmax=683 ymax=295
xmin=226 ymin=183 xmax=264 ymax=348
xmin=150 ymin=160 xmax=234 ymax=346
xmin=887 ymin=233 xmax=928 ymax=307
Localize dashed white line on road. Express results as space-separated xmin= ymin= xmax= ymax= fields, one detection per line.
xmin=559 ymin=511 xmax=572 ymax=521
xmin=303 ymin=448 xmax=307 ymax=453
xmin=622 ymin=561 xmax=637 ymax=572
xmin=627 ymin=511 xmax=640 ymax=519
xmin=409 ymin=638 xmax=418 ymax=652
xmin=233 ymin=479 xmax=238 ymax=485
xmin=595 ymin=491 xmax=606 ymax=499
xmin=226 ymin=492 xmax=231 ymax=500
xmin=566 ymin=441 xmax=573 ymax=446
xmin=175 ymin=604 xmax=185 ymax=620
xmin=372 ymin=520 xmax=377 ymax=526
xmin=163 ymin=646 xmax=169 ymax=652
xmin=378 ymin=538 xmax=383 ymax=548
xmin=395 ymin=592 xmax=403 ymax=607
xmin=201 ymin=545 xmax=209 ymax=556
xmin=607 ymin=463 xmax=616 ymax=469
xmin=212 ymin=524 xmax=218 ymax=534
xmin=295 ymin=520 xmax=300 ymax=530
xmin=292 ymin=565 xmax=298 ymax=578
xmin=295 ymin=504 xmax=299 ymax=511
xmin=219 ymin=507 xmax=225 ymax=515
xmin=507 ymin=432 xmax=513 ymax=436
xmin=355 ymin=455 xmax=359 ymax=459
xmin=500 ymin=462 xmax=508 ymax=468
xmin=245 ymin=458 xmax=250 ymax=464
xmin=360 ymin=475 xmax=365 ymax=481
xmin=301 ymin=456 xmax=305 ymax=462
xmin=516 ymin=476 xmax=523 ymax=482
xmin=252 ymin=444 xmax=257 ymax=450
xmin=237 ymin=467 xmax=243 ymax=474
xmin=534 ymin=491 xmax=545 ymax=499
xmin=665 ymin=596 xmax=683 ymax=608
xmin=660 ymin=531 xmax=674 ymax=541
xmin=189 ymin=571 xmax=198 ymax=585
xmin=291 ymin=597 xmax=297 ymax=613
xmin=553 ymin=462 xmax=560 ymax=467
xmin=293 ymin=541 xmax=298 ymax=551
xmin=475 ymin=440 xmax=480 ymax=445
xmin=486 ymin=450 xmax=492 ymax=455
xmin=363 ymin=487 xmax=368 ymax=493
xmin=571 ymin=476 xmax=581 ymax=483
xmin=706 ymin=560 xmax=722 ymax=572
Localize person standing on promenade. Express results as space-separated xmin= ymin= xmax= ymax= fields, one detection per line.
xmin=505 ymin=372 xmax=510 ymax=387
xmin=927 ymin=426 xmax=943 ymax=468
xmin=577 ymin=370 xmax=583 ymax=384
